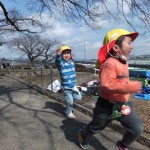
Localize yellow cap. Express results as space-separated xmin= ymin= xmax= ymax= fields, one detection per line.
xmin=60 ymin=45 xmax=71 ymax=53
xmin=103 ymin=28 xmax=138 ymax=45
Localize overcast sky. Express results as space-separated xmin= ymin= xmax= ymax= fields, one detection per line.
xmin=0 ymin=0 xmax=150 ymax=61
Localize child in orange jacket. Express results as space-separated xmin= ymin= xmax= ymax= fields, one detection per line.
xmin=78 ymin=29 xmax=143 ymax=150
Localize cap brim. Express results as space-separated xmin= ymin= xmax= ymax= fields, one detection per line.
xmin=98 ymin=40 xmax=116 ymax=64
xmin=130 ymin=32 xmax=138 ymax=41
xmin=61 ymin=49 xmax=71 ymax=53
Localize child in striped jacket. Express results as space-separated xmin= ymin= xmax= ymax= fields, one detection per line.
xmin=55 ymin=45 xmax=82 ymax=118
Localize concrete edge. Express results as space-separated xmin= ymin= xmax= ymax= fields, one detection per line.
xmin=6 ymin=74 xmax=150 ymax=148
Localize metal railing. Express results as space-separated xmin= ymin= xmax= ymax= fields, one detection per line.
xmin=0 ymin=59 xmax=97 ymax=91
xmin=1 ymin=59 xmax=150 ymax=87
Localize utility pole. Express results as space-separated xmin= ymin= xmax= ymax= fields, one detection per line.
xmin=84 ymin=42 xmax=86 ymax=62
xmin=11 ymin=50 xmax=14 ymax=66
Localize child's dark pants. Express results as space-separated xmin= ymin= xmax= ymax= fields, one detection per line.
xmin=82 ymin=97 xmax=144 ymax=147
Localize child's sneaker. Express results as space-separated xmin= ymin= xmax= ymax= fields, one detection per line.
xmin=116 ymin=141 xmax=129 ymax=150
xmin=66 ymin=112 xmax=75 ymax=118
xmin=78 ymin=129 xmax=89 ymax=149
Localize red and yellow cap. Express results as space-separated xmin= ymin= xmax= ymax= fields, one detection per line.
xmin=96 ymin=29 xmax=138 ymax=68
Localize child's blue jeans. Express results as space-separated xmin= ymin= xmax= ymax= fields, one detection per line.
xmin=64 ymin=89 xmax=82 ymax=115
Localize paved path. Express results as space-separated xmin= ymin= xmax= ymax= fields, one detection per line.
xmin=0 ymin=76 xmax=149 ymax=150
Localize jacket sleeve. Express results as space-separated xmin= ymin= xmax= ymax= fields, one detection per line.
xmin=100 ymin=62 xmax=140 ymax=94
xmin=55 ymin=54 xmax=61 ymax=67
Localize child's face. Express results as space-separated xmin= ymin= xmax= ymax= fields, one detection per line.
xmin=119 ymin=36 xmax=133 ymax=59
xmin=62 ymin=50 xmax=71 ymax=62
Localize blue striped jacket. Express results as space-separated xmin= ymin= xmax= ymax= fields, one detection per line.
xmin=55 ymin=54 xmax=76 ymax=89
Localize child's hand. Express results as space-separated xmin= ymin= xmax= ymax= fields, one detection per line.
xmin=56 ymin=49 xmax=61 ymax=54
xmin=121 ymin=105 xmax=131 ymax=115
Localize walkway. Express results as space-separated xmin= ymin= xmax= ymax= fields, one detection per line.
xmin=0 ymin=76 xmax=149 ymax=150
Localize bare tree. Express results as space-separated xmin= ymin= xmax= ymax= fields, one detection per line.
xmin=1 ymin=0 xmax=150 ymax=35
xmin=8 ymin=33 xmax=59 ymax=63
xmin=28 ymin=0 xmax=150 ymax=33
xmin=0 ymin=1 xmax=49 ymax=34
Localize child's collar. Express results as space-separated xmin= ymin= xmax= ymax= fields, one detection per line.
xmin=117 ymin=58 xmax=127 ymax=64
xmin=62 ymin=58 xmax=72 ymax=63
